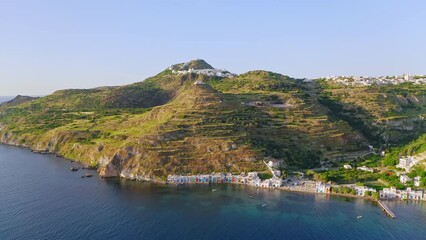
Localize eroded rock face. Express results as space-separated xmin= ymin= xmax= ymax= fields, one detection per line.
xmin=99 ymin=163 xmax=119 ymax=178
xmin=98 ymin=147 xmax=140 ymax=178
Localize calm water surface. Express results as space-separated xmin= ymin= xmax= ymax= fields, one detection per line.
xmin=1 ymin=144 xmax=426 ymax=240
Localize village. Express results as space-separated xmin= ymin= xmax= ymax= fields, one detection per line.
xmin=169 ymin=66 xmax=237 ymax=78
xmin=318 ymin=74 xmax=426 ymax=86
xmin=167 ymin=154 xmax=426 ymax=202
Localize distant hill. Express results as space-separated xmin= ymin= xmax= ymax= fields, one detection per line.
xmin=0 ymin=95 xmax=38 ymax=109
xmin=0 ymin=59 xmax=425 ymax=181
xmin=168 ymin=59 xmax=214 ymax=71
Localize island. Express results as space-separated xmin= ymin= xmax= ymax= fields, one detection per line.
xmin=1 ymin=59 xmax=426 ymax=204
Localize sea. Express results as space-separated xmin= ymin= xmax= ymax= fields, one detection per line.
xmin=1 ymin=143 xmax=426 ymax=240
xmin=0 ymin=96 xmax=14 ymax=104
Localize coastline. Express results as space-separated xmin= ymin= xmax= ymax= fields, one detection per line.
xmin=0 ymin=141 xmax=424 ymax=204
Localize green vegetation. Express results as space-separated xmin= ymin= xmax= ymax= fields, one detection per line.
xmin=1 ymin=59 xmax=426 ymax=181
xmin=330 ymin=186 xmax=356 ymax=195
xmin=314 ymin=169 xmax=379 ymax=184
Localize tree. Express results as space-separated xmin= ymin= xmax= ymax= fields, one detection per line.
xmin=371 ymin=192 xmax=380 ymax=200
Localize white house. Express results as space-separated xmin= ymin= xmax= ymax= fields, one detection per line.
xmin=267 ymin=160 xmax=280 ymax=168
xmin=354 ymin=186 xmax=377 ymax=196
xmin=271 ymin=178 xmax=282 ymax=188
xmin=315 ymin=182 xmax=330 ymax=193
xmin=397 ymin=156 xmax=417 ymax=172
xmin=400 ymin=175 xmax=412 ymax=184
xmin=414 ymin=176 xmax=421 ymax=187
xmin=379 ymin=187 xmax=397 ymax=199
xmin=357 ymin=166 xmax=374 ymax=172
xmin=343 ymin=164 xmax=352 ymax=169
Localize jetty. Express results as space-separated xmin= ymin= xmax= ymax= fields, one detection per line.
xmin=377 ymin=200 xmax=396 ymax=218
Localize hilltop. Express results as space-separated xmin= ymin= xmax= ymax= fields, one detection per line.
xmin=0 ymin=59 xmax=425 ymax=182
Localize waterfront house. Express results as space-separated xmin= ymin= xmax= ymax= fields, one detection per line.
xmin=354 ymin=186 xmax=377 ymax=196
xmin=272 ymin=178 xmax=282 ymax=188
xmin=315 ymin=182 xmax=330 ymax=193
xmin=406 ymin=188 xmax=423 ymax=200
xmin=380 ymin=187 xmax=397 ymax=199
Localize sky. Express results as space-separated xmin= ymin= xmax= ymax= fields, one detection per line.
xmin=0 ymin=0 xmax=425 ymax=96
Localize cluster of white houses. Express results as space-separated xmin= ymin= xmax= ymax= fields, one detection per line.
xmin=167 ymin=172 xmax=282 ymax=188
xmin=396 ymin=156 xmax=419 ymax=172
xmin=170 ymin=67 xmax=236 ymax=78
xmin=380 ymin=187 xmax=425 ymax=200
xmin=323 ymin=74 xmax=426 ymax=86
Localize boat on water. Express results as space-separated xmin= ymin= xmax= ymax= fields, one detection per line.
xmin=212 ymin=189 xmax=217 ymax=192
xmin=262 ymin=203 xmax=267 ymax=207
xmin=70 ymin=167 xmax=79 ymax=172
xmin=357 ymin=216 xmax=362 ymax=219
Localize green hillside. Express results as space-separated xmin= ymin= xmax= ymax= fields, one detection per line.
xmin=1 ymin=59 xmax=425 ymax=181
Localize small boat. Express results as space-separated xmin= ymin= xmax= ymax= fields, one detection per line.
xmin=262 ymin=203 xmax=267 ymax=207
xmin=70 ymin=167 xmax=79 ymax=172
xmin=212 ymin=189 xmax=217 ymax=192
xmin=357 ymin=216 xmax=362 ymax=219
xmin=249 ymin=195 xmax=254 ymax=198
xmin=85 ymin=174 xmax=93 ymax=178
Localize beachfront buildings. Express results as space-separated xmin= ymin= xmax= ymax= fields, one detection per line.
xmin=354 ymin=186 xmax=377 ymax=196
xmin=167 ymin=172 xmax=283 ymax=189
xmin=379 ymin=187 xmax=425 ymax=200
xmin=315 ymin=182 xmax=331 ymax=193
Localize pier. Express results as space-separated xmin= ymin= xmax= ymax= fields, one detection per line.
xmin=377 ymin=200 xmax=396 ymax=218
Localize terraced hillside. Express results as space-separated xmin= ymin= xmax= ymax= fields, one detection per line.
xmin=316 ymin=80 xmax=426 ymax=144
xmin=0 ymin=60 xmax=425 ymax=181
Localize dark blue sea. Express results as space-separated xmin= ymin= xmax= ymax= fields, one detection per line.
xmin=1 ymin=144 xmax=426 ymax=240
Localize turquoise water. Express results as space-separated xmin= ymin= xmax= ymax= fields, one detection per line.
xmin=1 ymin=144 xmax=426 ymax=240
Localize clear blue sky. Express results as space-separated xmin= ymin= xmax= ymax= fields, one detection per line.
xmin=1 ymin=0 xmax=425 ymax=95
